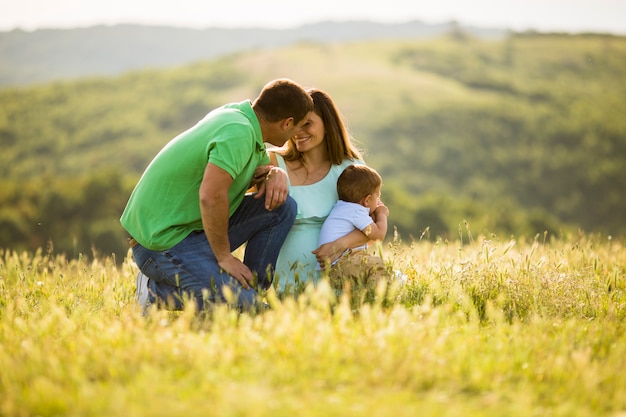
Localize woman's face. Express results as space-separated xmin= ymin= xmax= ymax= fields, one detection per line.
xmin=292 ymin=111 xmax=325 ymax=153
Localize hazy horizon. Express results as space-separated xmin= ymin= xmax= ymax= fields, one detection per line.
xmin=1 ymin=0 xmax=625 ymax=35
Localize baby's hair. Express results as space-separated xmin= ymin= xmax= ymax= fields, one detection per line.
xmin=337 ymin=165 xmax=382 ymax=203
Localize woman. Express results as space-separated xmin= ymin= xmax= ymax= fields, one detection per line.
xmin=269 ymin=88 xmax=370 ymax=293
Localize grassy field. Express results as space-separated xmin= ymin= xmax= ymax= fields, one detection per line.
xmin=1 ymin=232 xmax=625 ymax=417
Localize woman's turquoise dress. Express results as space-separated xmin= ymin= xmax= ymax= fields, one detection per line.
xmin=273 ymin=154 xmax=360 ymax=292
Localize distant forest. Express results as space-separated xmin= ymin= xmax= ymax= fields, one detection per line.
xmin=1 ymin=31 xmax=625 ymax=259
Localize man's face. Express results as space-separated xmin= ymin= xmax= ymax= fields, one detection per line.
xmin=278 ymin=111 xmax=313 ymax=146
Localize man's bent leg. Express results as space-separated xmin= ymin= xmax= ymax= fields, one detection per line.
xmin=228 ymin=195 xmax=297 ymax=289
xmin=132 ymin=245 xmax=184 ymax=310
xmin=132 ymin=232 xmax=263 ymax=312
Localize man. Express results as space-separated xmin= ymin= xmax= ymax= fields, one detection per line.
xmin=121 ymin=78 xmax=314 ymax=313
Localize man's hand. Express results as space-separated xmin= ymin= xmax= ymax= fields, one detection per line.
xmin=253 ymin=166 xmax=289 ymax=210
xmin=217 ymin=255 xmax=254 ymax=290
xmin=249 ymin=165 xmax=273 ymax=189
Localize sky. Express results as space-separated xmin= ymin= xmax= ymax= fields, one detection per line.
xmin=1 ymin=0 xmax=625 ymax=35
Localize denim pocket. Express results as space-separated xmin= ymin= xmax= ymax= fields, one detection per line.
xmin=140 ymin=257 xmax=181 ymax=287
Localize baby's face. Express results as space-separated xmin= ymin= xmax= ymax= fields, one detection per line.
xmin=366 ymin=186 xmax=382 ymax=214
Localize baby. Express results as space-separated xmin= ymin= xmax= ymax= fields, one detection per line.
xmin=318 ymin=164 xmax=390 ymax=293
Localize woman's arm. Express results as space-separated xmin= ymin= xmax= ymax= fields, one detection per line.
xmin=312 ymin=228 xmax=369 ymax=267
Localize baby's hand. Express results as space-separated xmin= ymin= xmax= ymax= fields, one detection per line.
xmin=374 ymin=203 xmax=389 ymax=218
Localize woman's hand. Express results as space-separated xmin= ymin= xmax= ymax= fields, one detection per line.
xmin=312 ymin=241 xmax=344 ymax=269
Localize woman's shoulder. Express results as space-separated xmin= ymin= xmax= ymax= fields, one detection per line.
xmin=334 ymin=158 xmax=365 ymax=170
xmin=268 ymin=151 xmax=284 ymax=168
xmin=325 ymin=159 xmax=364 ymax=182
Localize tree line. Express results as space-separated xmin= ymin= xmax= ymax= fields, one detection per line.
xmin=1 ymin=33 xmax=625 ymax=259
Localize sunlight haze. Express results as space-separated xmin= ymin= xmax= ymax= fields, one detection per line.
xmin=1 ymin=0 xmax=625 ymax=34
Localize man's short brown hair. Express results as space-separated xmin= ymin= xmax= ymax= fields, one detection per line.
xmin=253 ymin=78 xmax=314 ymax=125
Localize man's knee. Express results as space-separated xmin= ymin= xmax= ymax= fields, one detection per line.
xmin=281 ymin=195 xmax=297 ymax=222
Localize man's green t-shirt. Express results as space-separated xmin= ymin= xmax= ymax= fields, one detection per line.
xmin=120 ymin=100 xmax=270 ymax=250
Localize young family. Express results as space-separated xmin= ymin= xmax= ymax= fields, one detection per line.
xmin=120 ymin=78 xmax=391 ymax=313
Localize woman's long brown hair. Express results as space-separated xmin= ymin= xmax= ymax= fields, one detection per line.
xmin=280 ymin=88 xmax=362 ymax=165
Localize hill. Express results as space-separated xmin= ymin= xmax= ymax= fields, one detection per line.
xmin=1 ymin=33 xmax=625 ymax=258
xmin=0 ymin=21 xmax=506 ymax=87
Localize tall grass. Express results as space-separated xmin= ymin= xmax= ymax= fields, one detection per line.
xmin=1 ymin=233 xmax=625 ymax=416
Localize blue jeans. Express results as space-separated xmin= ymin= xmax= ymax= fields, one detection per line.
xmin=131 ymin=195 xmax=296 ymax=312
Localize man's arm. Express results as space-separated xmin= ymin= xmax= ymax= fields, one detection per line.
xmin=200 ymin=163 xmax=253 ymax=289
